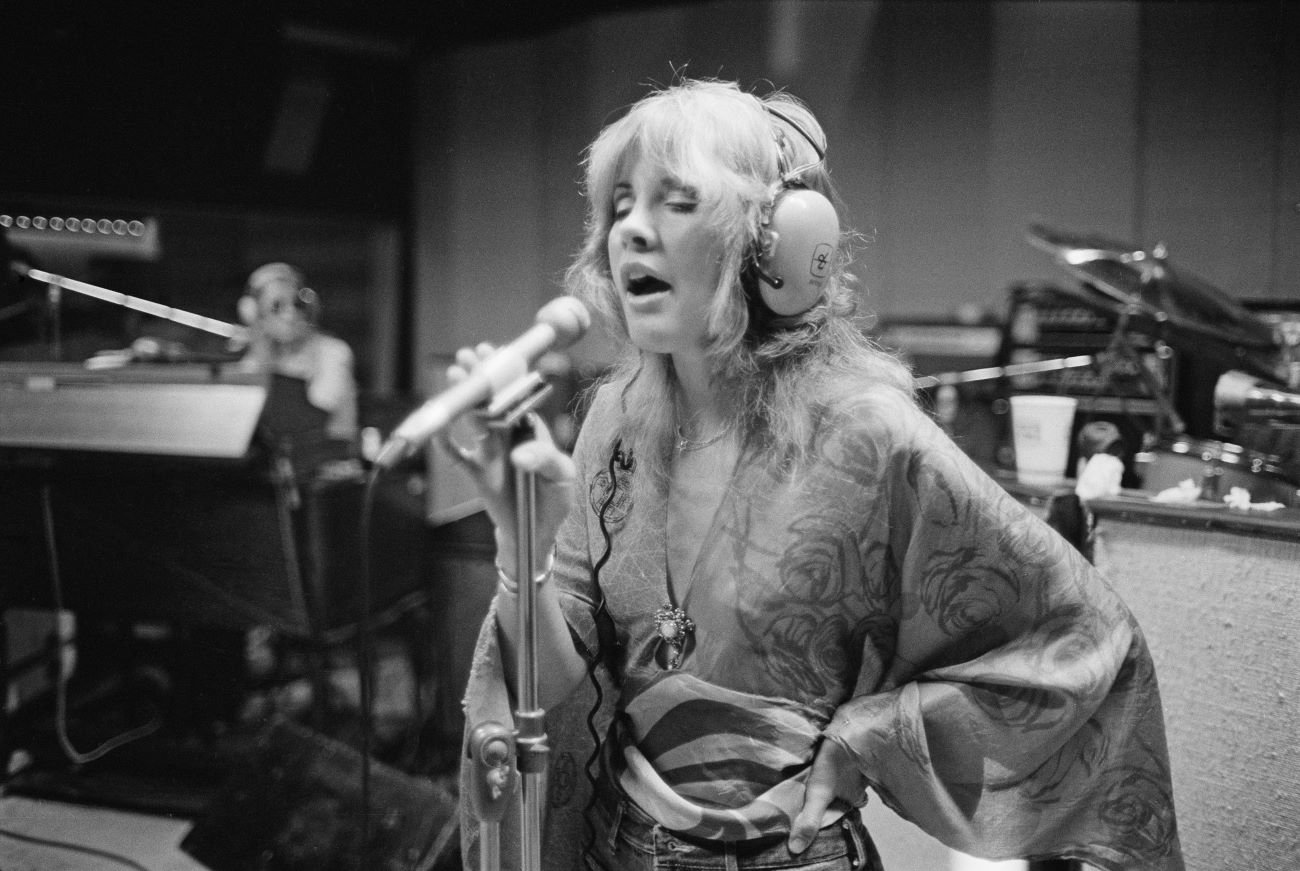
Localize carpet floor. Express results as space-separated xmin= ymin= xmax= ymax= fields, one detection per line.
xmin=0 ymin=794 xmax=208 ymax=871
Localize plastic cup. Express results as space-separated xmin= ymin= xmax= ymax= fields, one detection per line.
xmin=1009 ymin=395 xmax=1078 ymax=486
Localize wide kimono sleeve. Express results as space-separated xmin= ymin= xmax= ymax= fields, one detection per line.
xmin=457 ymin=389 xmax=620 ymax=871
xmin=822 ymin=409 xmax=1184 ymax=871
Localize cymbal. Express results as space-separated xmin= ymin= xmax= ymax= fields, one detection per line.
xmin=1025 ymin=223 xmax=1165 ymax=317
xmin=1152 ymin=260 xmax=1278 ymax=352
xmin=1026 ymin=223 xmax=1287 ymax=383
xmin=1025 ymin=223 xmax=1143 ymax=262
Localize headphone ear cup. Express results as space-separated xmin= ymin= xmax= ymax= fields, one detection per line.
xmin=237 ymin=295 xmax=259 ymax=325
xmin=298 ymin=287 xmax=321 ymax=324
xmin=757 ymin=188 xmax=839 ymax=316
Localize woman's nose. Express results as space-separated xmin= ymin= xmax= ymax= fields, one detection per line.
xmin=616 ymin=203 xmax=655 ymax=249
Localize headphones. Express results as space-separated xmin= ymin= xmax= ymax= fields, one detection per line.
xmin=753 ymin=104 xmax=840 ymax=317
xmin=238 ymin=262 xmax=321 ymax=326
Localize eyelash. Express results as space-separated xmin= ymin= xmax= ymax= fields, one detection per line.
xmin=611 ymin=198 xmax=696 ymax=221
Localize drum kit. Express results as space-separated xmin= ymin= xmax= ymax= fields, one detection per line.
xmin=1024 ymin=223 xmax=1300 ymax=507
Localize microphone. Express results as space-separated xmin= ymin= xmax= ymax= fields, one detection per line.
xmin=375 ymin=296 xmax=591 ymax=469
xmin=1214 ymin=370 xmax=1300 ymax=424
xmin=5 ymin=257 xmax=32 ymax=279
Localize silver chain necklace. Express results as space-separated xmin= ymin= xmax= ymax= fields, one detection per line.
xmin=674 ymin=424 xmax=729 ymax=453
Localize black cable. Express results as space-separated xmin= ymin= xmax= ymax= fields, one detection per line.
xmin=579 ymin=439 xmax=629 ymax=866
xmin=0 ymin=824 xmax=154 ymax=871
xmin=356 ymin=466 xmax=383 ymax=864
xmin=39 ymin=485 xmax=162 ymax=766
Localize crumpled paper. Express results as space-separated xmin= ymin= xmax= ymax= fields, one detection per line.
xmin=1075 ymin=453 xmax=1124 ymax=502
xmin=1150 ymin=478 xmax=1202 ymax=504
xmin=1149 ymin=479 xmax=1286 ymax=511
xmin=1222 ymin=486 xmax=1285 ymax=512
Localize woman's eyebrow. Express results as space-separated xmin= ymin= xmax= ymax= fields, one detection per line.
xmin=669 ymin=182 xmax=700 ymax=198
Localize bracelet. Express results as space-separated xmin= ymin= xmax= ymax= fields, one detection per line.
xmin=495 ymin=551 xmax=555 ymax=595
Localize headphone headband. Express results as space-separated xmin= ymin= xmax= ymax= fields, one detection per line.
xmin=762 ymin=104 xmax=827 ymax=183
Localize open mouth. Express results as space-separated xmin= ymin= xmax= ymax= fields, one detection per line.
xmin=627 ymin=275 xmax=671 ymax=296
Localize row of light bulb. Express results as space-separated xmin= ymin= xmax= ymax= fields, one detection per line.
xmin=1 ymin=214 xmax=148 ymax=236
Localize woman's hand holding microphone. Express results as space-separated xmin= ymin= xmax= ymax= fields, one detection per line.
xmin=439 ymin=342 xmax=577 ymax=576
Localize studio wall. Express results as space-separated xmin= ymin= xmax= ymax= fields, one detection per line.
xmin=411 ymin=0 xmax=1300 ymax=386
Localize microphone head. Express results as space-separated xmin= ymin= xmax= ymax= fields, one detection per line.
xmin=1213 ymin=369 xmax=1259 ymax=409
xmin=536 ymin=296 xmax=591 ymax=348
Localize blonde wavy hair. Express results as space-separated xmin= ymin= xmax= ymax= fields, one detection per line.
xmin=564 ymin=78 xmax=914 ymax=486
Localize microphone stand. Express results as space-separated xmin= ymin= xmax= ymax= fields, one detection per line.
xmin=467 ymin=721 xmax=518 ymax=871
xmin=469 ymin=371 xmax=555 ymax=871
xmin=912 ymin=353 xmax=1096 ymax=389
xmin=1093 ymin=308 xmax=1185 ymax=444
xmin=46 ymin=279 xmax=62 ymax=359
xmin=22 ymin=267 xmax=248 ymax=348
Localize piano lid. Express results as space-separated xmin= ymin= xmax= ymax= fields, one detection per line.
xmin=0 ymin=362 xmax=268 ymax=459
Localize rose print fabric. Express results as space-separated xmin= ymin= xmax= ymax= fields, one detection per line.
xmin=460 ymin=384 xmax=1183 ymax=871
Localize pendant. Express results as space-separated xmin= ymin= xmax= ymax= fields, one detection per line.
xmin=653 ymin=605 xmax=695 ymax=670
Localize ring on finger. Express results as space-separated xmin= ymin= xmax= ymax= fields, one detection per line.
xmin=446 ymin=440 xmax=479 ymax=463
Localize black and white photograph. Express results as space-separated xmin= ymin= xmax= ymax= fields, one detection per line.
xmin=1 ymin=3 xmax=1296 ymax=870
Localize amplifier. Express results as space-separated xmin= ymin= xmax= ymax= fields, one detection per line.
xmin=999 ymin=281 xmax=1174 ymax=407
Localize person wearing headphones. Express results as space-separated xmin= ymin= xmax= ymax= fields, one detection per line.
xmin=452 ymin=79 xmax=1182 ymax=871
xmin=236 ymin=261 xmax=358 ymax=446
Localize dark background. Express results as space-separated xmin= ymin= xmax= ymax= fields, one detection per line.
xmin=1 ymin=2 xmax=682 ymax=216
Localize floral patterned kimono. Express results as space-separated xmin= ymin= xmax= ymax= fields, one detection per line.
xmin=460 ymin=383 xmax=1183 ymax=871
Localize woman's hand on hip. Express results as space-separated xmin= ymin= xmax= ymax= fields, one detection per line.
xmin=788 ymin=737 xmax=867 ymax=854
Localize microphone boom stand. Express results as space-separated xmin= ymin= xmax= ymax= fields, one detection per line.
xmin=470 ymin=371 xmax=555 ymax=871
xmin=22 ymin=267 xmax=248 ymax=353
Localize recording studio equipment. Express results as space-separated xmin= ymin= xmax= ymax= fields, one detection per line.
xmin=375 ymin=296 xmax=590 ymax=469
xmin=0 ymin=363 xmax=423 ymax=638
xmin=995 ymin=279 xmax=1179 ymax=474
xmin=998 ymin=281 xmax=1173 ymax=405
xmin=1024 ymin=224 xmax=1300 ymax=499
xmin=754 ymin=104 xmax=839 ymax=316
xmin=0 ymin=356 xmax=495 ymax=826
xmin=1 ymin=213 xmax=161 ymax=261
xmin=0 ymin=362 xmax=267 ymax=458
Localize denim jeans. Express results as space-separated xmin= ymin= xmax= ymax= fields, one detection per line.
xmin=583 ymin=790 xmax=885 ymax=871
